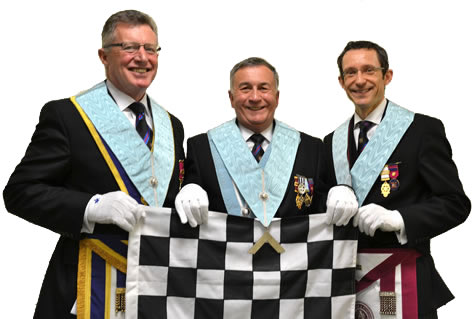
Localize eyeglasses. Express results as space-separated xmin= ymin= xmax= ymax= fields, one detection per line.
xmin=104 ymin=42 xmax=161 ymax=55
xmin=342 ymin=66 xmax=385 ymax=79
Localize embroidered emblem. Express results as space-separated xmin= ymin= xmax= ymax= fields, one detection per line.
xmin=178 ymin=160 xmax=185 ymax=190
xmin=355 ymin=301 xmax=374 ymax=319
xmin=294 ymin=175 xmax=314 ymax=209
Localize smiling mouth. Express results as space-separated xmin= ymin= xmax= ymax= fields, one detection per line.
xmin=130 ymin=68 xmax=149 ymax=73
xmin=246 ymin=106 xmax=265 ymax=111
xmin=352 ymin=87 xmax=372 ymax=94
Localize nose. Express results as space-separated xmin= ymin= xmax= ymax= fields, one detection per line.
xmin=355 ymin=71 xmax=366 ymax=85
xmin=249 ymin=88 xmax=261 ymax=102
xmin=134 ymin=46 xmax=148 ymax=61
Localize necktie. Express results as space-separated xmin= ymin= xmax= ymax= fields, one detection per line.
xmin=129 ymin=102 xmax=153 ymax=149
xmin=357 ymin=120 xmax=375 ymax=156
xmin=250 ymin=133 xmax=265 ymax=162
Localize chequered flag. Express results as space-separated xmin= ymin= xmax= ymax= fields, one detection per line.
xmin=126 ymin=208 xmax=358 ymax=319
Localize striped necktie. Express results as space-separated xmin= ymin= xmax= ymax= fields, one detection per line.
xmin=129 ymin=102 xmax=153 ymax=149
xmin=250 ymin=133 xmax=265 ymax=162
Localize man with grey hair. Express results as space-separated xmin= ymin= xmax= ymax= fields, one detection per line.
xmin=3 ymin=10 xmax=184 ymax=318
xmin=175 ymin=57 xmax=358 ymax=230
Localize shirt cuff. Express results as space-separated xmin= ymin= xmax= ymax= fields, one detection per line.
xmin=82 ymin=195 xmax=100 ymax=233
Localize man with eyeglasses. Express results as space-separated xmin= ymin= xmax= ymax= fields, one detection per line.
xmin=3 ymin=10 xmax=184 ymax=318
xmin=323 ymin=40 xmax=470 ymax=318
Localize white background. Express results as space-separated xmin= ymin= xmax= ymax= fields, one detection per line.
xmin=1 ymin=0 xmax=473 ymax=317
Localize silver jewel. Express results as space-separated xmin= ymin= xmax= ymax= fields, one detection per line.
xmin=241 ymin=208 xmax=249 ymax=216
xmin=150 ymin=176 xmax=158 ymax=188
xmin=259 ymin=192 xmax=269 ymax=201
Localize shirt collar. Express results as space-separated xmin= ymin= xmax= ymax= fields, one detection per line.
xmin=354 ymin=98 xmax=387 ymax=127
xmin=238 ymin=121 xmax=274 ymax=143
xmin=106 ymin=80 xmax=148 ymax=111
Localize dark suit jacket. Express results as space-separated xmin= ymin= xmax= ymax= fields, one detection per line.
xmin=3 ymin=97 xmax=185 ymax=318
xmin=324 ymin=113 xmax=470 ymax=316
xmin=184 ymin=131 xmax=332 ymax=217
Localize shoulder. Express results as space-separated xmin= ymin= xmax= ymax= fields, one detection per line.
xmin=411 ymin=113 xmax=446 ymax=135
xmin=298 ymin=131 xmax=323 ymax=146
xmin=167 ymin=111 xmax=184 ymax=134
xmin=187 ymin=133 xmax=209 ymax=146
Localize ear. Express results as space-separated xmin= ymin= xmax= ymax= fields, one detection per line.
xmin=98 ymin=48 xmax=108 ymax=66
xmin=228 ymin=90 xmax=235 ymax=108
xmin=275 ymin=90 xmax=280 ymax=106
xmin=338 ymin=75 xmax=345 ymax=88
xmin=384 ymin=69 xmax=393 ymax=85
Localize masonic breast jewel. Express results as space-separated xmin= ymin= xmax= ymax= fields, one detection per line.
xmin=294 ymin=175 xmax=314 ymax=210
xmin=380 ymin=163 xmax=400 ymax=197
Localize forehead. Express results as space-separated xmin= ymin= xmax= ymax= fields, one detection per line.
xmin=233 ymin=66 xmax=275 ymax=85
xmin=113 ymin=23 xmax=157 ymax=42
xmin=342 ymin=49 xmax=380 ymax=69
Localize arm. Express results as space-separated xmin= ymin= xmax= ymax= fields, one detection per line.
xmin=3 ymin=101 xmax=91 ymax=238
xmin=400 ymin=117 xmax=470 ymax=244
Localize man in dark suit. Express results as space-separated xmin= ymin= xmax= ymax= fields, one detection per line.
xmin=324 ymin=40 xmax=471 ymax=318
xmin=174 ymin=57 xmax=358 ymax=229
xmin=3 ymin=10 xmax=184 ymax=318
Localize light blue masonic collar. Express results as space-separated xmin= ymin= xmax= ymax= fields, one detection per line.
xmin=74 ymin=82 xmax=175 ymax=207
xmin=332 ymin=101 xmax=414 ymax=205
xmin=208 ymin=119 xmax=300 ymax=227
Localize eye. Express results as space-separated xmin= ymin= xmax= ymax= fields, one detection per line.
xmin=122 ymin=43 xmax=139 ymax=52
xmin=144 ymin=44 xmax=159 ymax=54
xmin=365 ymin=67 xmax=376 ymax=74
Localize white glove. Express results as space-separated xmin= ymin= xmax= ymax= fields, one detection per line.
xmin=325 ymin=185 xmax=359 ymax=226
xmin=85 ymin=191 xmax=145 ymax=232
xmin=353 ymin=203 xmax=404 ymax=237
xmin=175 ymin=183 xmax=209 ymax=227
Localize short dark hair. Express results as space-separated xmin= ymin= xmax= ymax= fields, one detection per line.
xmin=102 ymin=10 xmax=158 ymax=47
xmin=230 ymin=57 xmax=279 ymax=89
xmin=337 ymin=40 xmax=389 ymax=78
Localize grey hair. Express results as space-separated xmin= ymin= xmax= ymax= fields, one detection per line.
xmin=101 ymin=10 xmax=158 ymax=47
xmin=230 ymin=57 xmax=279 ymax=90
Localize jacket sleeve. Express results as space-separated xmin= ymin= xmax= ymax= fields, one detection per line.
xmin=399 ymin=117 xmax=471 ymax=245
xmin=3 ymin=101 xmax=92 ymax=238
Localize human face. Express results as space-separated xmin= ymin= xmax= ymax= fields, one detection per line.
xmin=338 ymin=49 xmax=393 ymax=119
xmin=229 ymin=66 xmax=279 ymax=133
xmin=98 ymin=23 xmax=158 ymax=101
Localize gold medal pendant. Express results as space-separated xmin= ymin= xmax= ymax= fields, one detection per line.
xmin=381 ymin=181 xmax=391 ymax=197
xmin=380 ymin=165 xmax=391 ymax=197
xmin=296 ymin=194 xmax=304 ymax=209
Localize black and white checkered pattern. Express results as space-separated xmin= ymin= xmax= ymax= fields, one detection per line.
xmin=126 ymin=208 xmax=358 ymax=319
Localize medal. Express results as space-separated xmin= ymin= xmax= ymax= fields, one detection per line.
xmin=380 ymin=165 xmax=390 ymax=197
xmin=178 ymin=160 xmax=185 ymax=189
xmin=388 ymin=164 xmax=400 ymax=191
xmin=294 ymin=175 xmax=314 ymax=209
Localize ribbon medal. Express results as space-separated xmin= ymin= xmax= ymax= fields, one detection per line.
xmin=294 ymin=175 xmax=314 ymax=209
xmin=380 ymin=165 xmax=391 ymax=198
xmin=178 ymin=160 xmax=185 ymax=189
xmin=388 ymin=163 xmax=400 ymax=191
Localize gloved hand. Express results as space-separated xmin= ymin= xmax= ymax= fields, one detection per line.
xmin=353 ymin=203 xmax=404 ymax=236
xmin=174 ymin=183 xmax=209 ymax=227
xmin=325 ymin=185 xmax=359 ymax=226
xmin=85 ymin=191 xmax=145 ymax=232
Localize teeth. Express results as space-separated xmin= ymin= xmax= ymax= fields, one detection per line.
xmin=132 ymin=68 xmax=147 ymax=73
